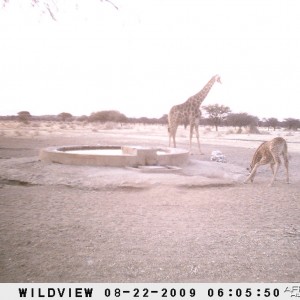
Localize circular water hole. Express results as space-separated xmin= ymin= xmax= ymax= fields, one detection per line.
xmin=39 ymin=145 xmax=189 ymax=168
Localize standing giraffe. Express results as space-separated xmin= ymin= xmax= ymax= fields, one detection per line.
xmin=168 ymin=74 xmax=221 ymax=153
xmin=244 ymin=137 xmax=289 ymax=186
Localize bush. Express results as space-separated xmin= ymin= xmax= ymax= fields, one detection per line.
xmin=89 ymin=110 xmax=127 ymax=123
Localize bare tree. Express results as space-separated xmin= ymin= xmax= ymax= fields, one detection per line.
xmin=58 ymin=112 xmax=73 ymax=122
xmin=2 ymin=0 xmax=118 ymax=21
xmin=266 ymin=117 xmax=279 ymax=131
xmin=227 ymin=113 xmax=259 ymax=133
xmin=203 ymin=104 xmax=231 ymax=131
xmin=284 ymin=118 xmax=300 ymax=131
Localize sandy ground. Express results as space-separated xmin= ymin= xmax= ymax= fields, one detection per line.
xmin=0 ymin=121 xmax=299 ymax=283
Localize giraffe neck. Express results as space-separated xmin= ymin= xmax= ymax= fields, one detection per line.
xmin=250 ymin=141 xmax=266 ymax=170
xmin=189 ymin=76 xmax=217 ymax=107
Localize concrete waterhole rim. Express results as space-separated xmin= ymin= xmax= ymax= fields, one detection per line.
xmin=39 ymin=145 xmax=190 ymax=172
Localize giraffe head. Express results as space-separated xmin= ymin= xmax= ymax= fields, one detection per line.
xmin=247 ymin=164 xmax=253 ymax=173
xmin=214 ymin=74 xmax=222 ymax=84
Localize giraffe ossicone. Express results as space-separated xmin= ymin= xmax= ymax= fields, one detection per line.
xmin=168 ymin=74 xmax=221 ymax=154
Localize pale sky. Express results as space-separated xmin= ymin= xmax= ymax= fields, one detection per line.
xmin=0 ymin=0 xmax=300 ymax=120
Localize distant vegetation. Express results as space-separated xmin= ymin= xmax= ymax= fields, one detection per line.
xmin=0 ymin=106 xmax=299 ymax=132
xmin=0 ymin=110 xmax=168 ymax=125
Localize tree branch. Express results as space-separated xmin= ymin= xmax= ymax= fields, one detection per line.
xmin=103 ymin=0 xmax=118 ymax=10
xmin=2 ymin=0 xmax=119 ymax=17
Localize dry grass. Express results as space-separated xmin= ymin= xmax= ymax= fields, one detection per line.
xmin=3 ymin=181 xmax=298 ymax=282
xmin=0 ymin=122 xmax=299 ymax=283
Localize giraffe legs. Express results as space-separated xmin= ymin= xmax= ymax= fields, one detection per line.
xmin=194 ymin=123 xmax=203 ymax=154
xmin=189 ymin=124 xmax=194 ymax=153
xmin=270 ymin=161 xmax=275 ymax=175
xmin=172 ymin=135 xmax=176 ymax=148
xmin=244 ymin=157 xmax=270 ymax=184
xmin=244 ymin=138 xmax=289 ymax=186
xmin=169 ymin=120 xmax=203 ymax=154
xmin=189 ymin=122 xmax=203 ymax=154
xmin=168 ymin=133 xmax=173 ymax=147
xmin=269 ymin=160 xmax=281 ymax=186
xmin=168 ymin=126 xmax=177 ymax=148
xmin=244 ymin=162 xmax=260 ymax=184
xmin=269 ymin=153 xmax=289 ymax=185
xmin=283 ymin=153 xmax=289 ymax=184
xmin=244 ymin=155 xmax=288 ymax=186
xmin=269 ymin=153 xmax=290 ymax=186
